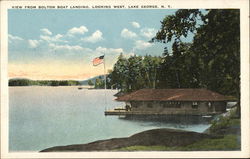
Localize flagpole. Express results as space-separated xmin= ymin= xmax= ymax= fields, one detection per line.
xmin=103 ymin=54 xmax=107 ymax=112
xmin=103 ymin=53 xmax=106 ymax=90
xmin=93 ymin=55 xmax=107 ymax=111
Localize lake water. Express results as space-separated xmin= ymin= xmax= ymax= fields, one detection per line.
xmin=9 ymin=86 xmax=212 ymax=152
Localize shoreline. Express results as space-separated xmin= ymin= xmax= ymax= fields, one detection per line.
xmin=40 ymin=128 xmax=217 ymax=152
xmin=40 ymin=108 xmax=240 ymax=152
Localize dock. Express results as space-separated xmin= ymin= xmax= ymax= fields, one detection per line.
xmin=104 ymin=109 xmax=219 ymax=116
xmin=105 ymin=110 xmax=165 ymax=115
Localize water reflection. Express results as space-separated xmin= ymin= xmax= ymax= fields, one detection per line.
xmin=9 ymin=87 xmax=212 ymax=151
xmin=118 ymin=115 xmax=213 ymax=129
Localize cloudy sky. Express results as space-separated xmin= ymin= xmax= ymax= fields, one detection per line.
xmin=8 ymin=9 xmax=178 ymax=80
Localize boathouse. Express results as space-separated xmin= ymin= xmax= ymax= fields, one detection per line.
xmin=105 ymin=89 xmax=229 ymax=116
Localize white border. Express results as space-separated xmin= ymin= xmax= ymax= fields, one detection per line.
xmin=1 ymin=0 xmax=249 ymax=158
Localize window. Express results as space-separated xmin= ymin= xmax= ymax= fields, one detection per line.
xmin=161 ymin=101 xmax=181 ymax=108
xmin=192 ymin=102 xmax=198 ymax=105
xmin=192 ymin=105 xmax=198 ymax=109
xmin=192 ymin=102 xmax=198 ymax=109
xmin=176 ymin=102 xmax=181 ymax=108
xmin=131 ymin=101 xmax=139 ymax=108
xmin=208 ymin=102 xmax=211 ymax=107
xmin=147 ymin=103 xmax=153 ymax=108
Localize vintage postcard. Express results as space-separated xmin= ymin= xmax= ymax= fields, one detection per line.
xmin=0 ymin=0 xmax=249 ymax=158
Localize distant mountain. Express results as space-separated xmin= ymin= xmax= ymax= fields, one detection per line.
xmin=9 ymin=77 xmax=31 ymax=80
xmin=9 ymin=76 xmax=106 ymax=86
xmin=79 ymin=75 xmax=105 ymax=85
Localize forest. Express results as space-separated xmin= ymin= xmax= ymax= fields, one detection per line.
xmin=9 ymin=79 xmax=81 ymax=86
xmin=108 ymin=9 xmax=240 ymax=101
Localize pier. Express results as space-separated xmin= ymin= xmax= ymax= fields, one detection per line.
xmin=104 ymin=109 xmax=219 ymax=116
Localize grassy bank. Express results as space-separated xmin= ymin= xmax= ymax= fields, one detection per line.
xmin=117 ymin=108 xmax=241 ymax=151
xmin=117 ymin=134 xmax=239 ymax=151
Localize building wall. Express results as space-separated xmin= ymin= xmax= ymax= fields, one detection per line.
xmin=127 ymin=101 xmax=226 ymax=115
xmin=213 ymin=101 xmax=227 ymax=112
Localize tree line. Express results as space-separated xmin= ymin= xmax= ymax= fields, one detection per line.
xmin=109 ymin=9 xmax=239 ymax=100
xmin=87 ymin=76 xmax=106 ymax=89
xmin=9 ymin=79 xmax=81 ymax=86
xmin=109 ymin=54 xmax=161 ymax=92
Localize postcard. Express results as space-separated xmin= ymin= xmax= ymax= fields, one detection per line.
xmin=0 ymin=0 xmax=249 ymax=158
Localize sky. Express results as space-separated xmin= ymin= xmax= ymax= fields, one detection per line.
xmin=8 ymin=9 xmax=182 ymax=80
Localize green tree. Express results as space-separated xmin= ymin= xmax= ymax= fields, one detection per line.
xmin=152 ymin=9 xmax=240 ymax=116
xmin=110 ymin=53 xmax=129 ymax=91
xmin=9 ymin=79 xmax=30 ymax=86
xmin=94 ymin=77 xmax=104 ymax=89
xmin=88 ymin=80 xmax=94 ymax=86
xmin=142 ymin=55 xmax=161 ymax=89
xmin=110 ymin=53 xmax=162 ymax=93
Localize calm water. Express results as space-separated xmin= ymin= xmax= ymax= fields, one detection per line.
xmin=9 ymin=86 xmax=211 ymax=152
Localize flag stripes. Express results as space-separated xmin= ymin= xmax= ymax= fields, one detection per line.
xmin=92 ymin=55 xmax=104 ymax=66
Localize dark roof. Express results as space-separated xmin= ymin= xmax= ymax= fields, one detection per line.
xmin=116 ymin=89 xmax=228 ymax=102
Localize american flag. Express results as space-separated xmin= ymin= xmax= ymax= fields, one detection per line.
xmin=92 ymin=55 xmax=104 ymax=66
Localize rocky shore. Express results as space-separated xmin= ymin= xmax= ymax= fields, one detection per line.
xmin=41 ymin=108 xmax=240 ymax=152
xmin=40 ymin=128 xmax=217 ymax=152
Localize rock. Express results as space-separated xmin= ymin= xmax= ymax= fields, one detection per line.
xmin=40 ymin=128 xmax=216 ymax=152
